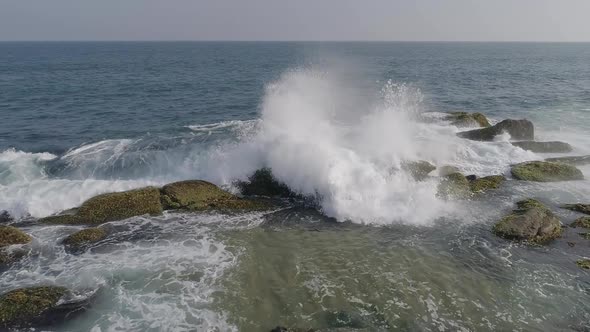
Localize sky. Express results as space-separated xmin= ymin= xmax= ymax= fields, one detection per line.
xmin=1 ymin=0 xmax=589 ymax=42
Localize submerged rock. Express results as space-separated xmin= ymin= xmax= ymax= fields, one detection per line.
xmin=493 ymin=199 xmax=562 ymax=243
xmin=161 ymin=180 xmax=266 ymax=211
xmin=571 ymin=217 xmax=590 ymax=228
xmin=469 ymin=175 xmax=506 ymax=193
xmin=41 ymin=187 xmax=163 ymax=225
xmin=545 ymin=155 xmax=590 ymax=166
xmin=577 ymin=259 xmax=590 ymax=269
xmin=62 ymin=227 xmax=108 ymax=252
xmin=511 ymin=161 xmax=584 ymax=182
xmin=445 ymin=111 xmax=491 ymax=128
xmin=237 ymin=168 xmax=297 ymax=198
xmin=562 ymin=204 xmax=590 ymax=215
xmin=401 ymin=160 xmax=436 ymax=180
xmin=437 ymin=173 xmax=471 ymax=199
xmin=0 ymin=286 xmax=93 ymax=329
xmin=511 ymin=141 xmax=573 ymax=153
xmin=457 ymin=119 xmax=534 ymax=141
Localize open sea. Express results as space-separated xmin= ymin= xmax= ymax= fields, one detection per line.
xmin=1 ymin=42 xmax=590 ymax=331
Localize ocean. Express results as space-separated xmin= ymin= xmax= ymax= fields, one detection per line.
xmin=1 ymin=42 xmax=589 ymax=331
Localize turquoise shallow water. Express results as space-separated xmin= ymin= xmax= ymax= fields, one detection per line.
xmin=1 ymin=42 xmax=590 ymax=331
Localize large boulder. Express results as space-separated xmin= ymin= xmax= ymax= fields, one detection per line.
xmin=62 ymin=227 xmax=108 ymax=253
xmin=511 ymin=141 xmax=572 ymax=153
xmin=545 ymin=155 xmax=590 ymax=166
xmin=237 ymin=168 xmax=297 ymax=198
xmin=511 ymin=161 xmax=583 ymax=182
xmin=469 ymin=175 xmax=506 ymax=193
xmin=41 ymin=187 xmax=163 ymax=225
xmin=161 ymin=180 xmax=266 ymax=211
xmin=401 ymin=160 xmax=436 ymax=180
xmin=562 ymin=203 xmax=590 ymax=215
xmin=445 ymin=112 xmax=491 ymax=128
xmin=493 ymin=199 xmax=562 ymax=243
xmin=457 ymin=119 xmax=534 ymax=141
xmin=437 ymin=173 xmax=472 ymax=199
xmin=0 ymin=226 xmax=31 ymax=248
xmin=0 ymin=286 xmax=93 ymax=329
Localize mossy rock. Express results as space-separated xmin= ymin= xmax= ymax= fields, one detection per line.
xmin=0 ymin=286 xmax=69 ymax=329
xmin=579 ymin=233 xmax=590 ymax=240
xmin=493 ymin=199 xmax=562 ymax=243
xmin=161 ymin=180 xmax=267 ymax=211
xmin=457 ymin=119 xmax=534 ymax=141
xmin=445 ymin=112 xmax=491 ymax=128
xmin=577 ymin=259 xmax=590 ymax=269
xmin=571 ymin=217 xmax=590 ymax=228
xmin=401 ymin=160 xmax=436 ymax=181
xmin=0 ymin=226 xmax=32 ymax=248
xmin=437 ymin=173 xmax=472 ymax=199
xmin=469 ymin=175 xmax=505 ymax=193
xmin=511 ymin=161 xmax=584 ymax=182
xmin=511 ymin=141 xmax=572 ymax=153
xmin=562 ymin=203 xmax=590 ymax=215
xmin=545 ymin=155 xmax=590 ymax=166
xmin=41 ymin=187 xmax=163 ymax=225
xmin=237 ymin=168 xmax=297 ymax=198
xmin=62 ymin=228 xmax=107 ymax=252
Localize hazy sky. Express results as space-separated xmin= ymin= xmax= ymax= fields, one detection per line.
xmin=1 ymin=0 xmax=589 ymax=41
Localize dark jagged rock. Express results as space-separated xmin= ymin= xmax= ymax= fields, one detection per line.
xmin=511 ymin=141 xmax=573 ymax=153
xmin=469 ymin=175 xmax=506 ymax=193
xmin=545 ymin=155 xmax=590 ymax=166
xmin=41 ymin=187 xmax=163 ymax=225
xmin=577 ymin=259 xmax=590 ymax=269
xmin=401 ymin=160 xmax=436 ymax=180
xmin=237 ymin=168 xmax=297 ymax=198
xmin=465 ymin=174 xmax=478 ymax=181
xmin=571 ymin=217 xmax=590 ymax=228
xmin=62 ymin=227 xmax=108 ymax=252
xmin=457 ymin=119 xmax=534 ymax=141
xmin=0 ymin=286 xmax=95 ymax=329
xmin=161 ymin=180 xmax=266 ymax=211
xmin=0 ymin=211 xmax=13 ymax=224
xmin=562 ymin=204 xmax=590 ymax=215
xmin=511 ymin=161 xmax=584 ymax=182
xmin=493 ymin=199 xmax=562 ymax=243
xmin=445 ymin=112 xmax=491 ymax=128
xmin=437 ymin=173 xmax=471 ymax=199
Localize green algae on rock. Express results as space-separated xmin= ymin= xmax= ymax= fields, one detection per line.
xmin=511 ymin=161 xmax=584 ymax=182
xmin=401 ymin=160 xmax=436 ymax=181
xmin=161 ymin=180 xmax=267 ymax=211
xmin=0 ymin=286 xmax=68 ymax=329
xmin=577 ymin=259 xmax=590 ymax=269
xmin=562 ymin=203 xmax=590 ymax=215
xmin=0 ymin=226 xmax=32 ymax=248
xmin=62 ymin=227 xmax=107 ymax=251
xmin=41 ymin=187 xmax=163 ymax=225
xmin=445 ymin=112 xmax=491 ymax=128
xmin=437 ymin=173 xmax=472 ymax=199
xmin=469 ymin=175 xmax=506 ymax=193
xmin=571 ymin=217 xmax=590 ymax=228
xmin=493 ymin=199 xmax=562 ymax=243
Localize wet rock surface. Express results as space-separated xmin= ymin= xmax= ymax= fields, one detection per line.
xmin=457 ymin=119 xmax=534 ymax=141
xmin=493 ymin=199 xmax=562 ymax=243
xmin=511 ymin=161 xmax=584 ymax=182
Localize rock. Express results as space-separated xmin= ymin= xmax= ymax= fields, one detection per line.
xmin=161 ymin=180 xmax=266 ymax=211
xmin=469 ymin=175 xmax=506 ymax=193
xmin=62 ymin=228 xmax=108 ymax=252
xmin=511 ymin=161 xmax=584 ymax=182
xmin=579 ymin=232 xmax=590 ymax=240
xmin=562 ymin=204 xmax=590 ymax=215
xmin=545 ymin=155 xmax=590 ymax=166
xmin=445 ymin=112 xmax=491 ymax=127
xmin=492 ymin=199 xmax=562 ymax=243
xmin=0 ymin=226 xmax=32 ymax=248
xmin=237 ymin=168 xmax=296 ymax=198
xmin=0 ymin=211 xmax=13 ymax=224
xmin=0 ymin=286 xmax=94 ymax=329
xmin=437 ymin=165 xmax=460 ymax=177
xmin=577 ymin=259 xmax=590 ymax=269
xmin=437 ymin=173 xmax=471 ymax=199
xmin=401 ymin=160 xmax=436 ymax=180
xmin=571 ymin=217 xmax=590 ymax=228
xmin=457 ymin=119 xmax=534 ymax=141
xmin=41 ymin=187 xmax=163 ymax=225
xmin=511 ymin=141 xmax=573 ymax=153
